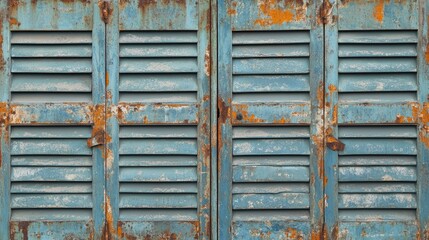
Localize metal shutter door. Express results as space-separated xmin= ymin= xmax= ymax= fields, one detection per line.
xmin=218 ymin=1 xmax=324 ymax=239
xmin=105 ymin=1 xmax=211 ymax=239
xmin=324 ymin=0 xmax=429 ymax=239
xmin=0 ymin=0 xmax=106 ymax=239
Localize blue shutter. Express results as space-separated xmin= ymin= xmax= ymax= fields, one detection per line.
xmin=0 ymin=1 xmax=106 ymax=239
xmin=218 ymin=0 xmax=324 ymax=239
xmin=106 ymin=0 xmax=211 ymax=239
xmin=325 ymin=0 xmax=429 ymax=239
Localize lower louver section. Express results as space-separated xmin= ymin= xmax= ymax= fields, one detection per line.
xmin=336 ymin=125 xmax=419 ymax=238
xmin=9 ymin=126 xmax=95 ymax=239
xmin=117 ymin=125 xmax=199 ymax=238
xmin=231 ymin=126 xmax=311 ymax=239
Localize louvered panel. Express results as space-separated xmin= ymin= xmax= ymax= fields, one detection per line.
xmin=337 ymin=126 xmax=418 ymax=221
xmin=232 ymin=31 xmax=311 ymax=124
xmin=119 ymin=31 xmax=198 ymax=103
xmin=232 ymin=126 xmax=311 ymax=221
xmin=118 ymin=126 xmax=198 ymax=221
xmin=10 ymin=32 xmax=93 ymax=103
xmin=338 ymin=31 xmax=418 ymax=107
xmin=9 ymin=126 xmax=93 ymax=221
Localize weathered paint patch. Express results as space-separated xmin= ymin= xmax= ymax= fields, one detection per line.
xmin=254 ymin=0 xmax=307 ymax=26
xmin=373 ymin=0 xmax=384 ymax=23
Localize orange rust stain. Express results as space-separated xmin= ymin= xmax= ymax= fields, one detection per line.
xmin=328 ymin=84 xmax=337 ymax=95
xmin=228 ymin=1 xmax=238 ymax=15
xmin=105 ymin=195 xmax=118 ymax=239
xmin=419 ymin=103 xmax=429 ymax=149
xmin=284 ymin=227 xmax=303 ymax=239
xmin=204 ymin=46 xmax=210 ymax=77
xmin=232 ymin=105 xmax=265 ymax=123
xmin=227 ymin=8 xmax=237 ymax=15
xmin=426 ymin=44 xmax=429 ymax=64
xmin=373 ymin=0 xmax=384 ymax=23
xmin=9 ymin=17 xmax=20 ymax=27
xmin=273 ymin=117 xmax=290 ymax=124
xmin=254 ymin=0 xmax=306 ymax=26
xmin=332 ymin=104 xmax=338 ymax=125
xmin=105 ymin=72 xmax=109 ymax=87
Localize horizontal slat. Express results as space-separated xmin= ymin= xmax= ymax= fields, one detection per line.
xmin=11 ymin=194 xmax=93 ymax=208
xmin=232 ymin=183 xmax=309 ymax=194
xmin=11 ymin=167 xmax=92 ymax=181
xmin=120 ymin=126 xmax=197 ymax=138
xmin=119 ymin=32 xmax=198 ymax=43
xmin=233 ymin=58 xmax=309 ymax=74
xmin=233 ymin=193 xmax=309 ymax=209
xmin=339 ymin=126 xmax=417 ymax=138
xmin=120 ymin=58 xmax=198 ymax=73
xmin=12 ymin=59 xmax=92 ymax=73
xmin=119 ymin=139 xmax=197 ymax=155
xmin=339 ymin=44 xmax=417 ymax=57
xmin=116 ymin=103 xmax=198 ymax=124
xmin=119 ymin=167 xmax=197 ymax=182
xmin=119 ymin=209 xmax=197 ymax=221
xmin=11 ymin=127 xmax=91 ymax=138
xmin=12 ymin=93 xmax=92 ymax=103
xmin=232 ymin=103 xmax=311 ymax=124
xmin=11 ymin=32 xmax=92 ymax=44
xmin=11 ymin=74 xmax=92 ymax=92
xmin=233 ymin=139 xmax=310 ymax=155
xmin=11 ymin=45 xmax=92 ymax=57
xmin=233 ymin=210 xmax=310 ymax=221
xmin=339 ymin=58 xmax=417 ymax=73
xmin=11 ymin=139 xmax=91 ymax=155
xmin=233 ymin=32 xmax=310 ymax=44
xmin=340 ymin=139 xmax=417 ymax=155
xmin=120 ymin=194 xmax=197 ymax=208
xmin=232 ymin=45 xmax=309 ymax=58
xmin=233 ymin=166 xmax=309 ymax=182
xmin=120 ymin=93 xmax=197 ymax=103
xmin=339 ymin=73 xmax=417 ymax=92
xmin=339 ymin=92 xmax=417 ymax=104
xmin=338 ymin=222 xmax=418 ymax=239
xmin=339 ymin=156 xmax=416 ymax=166
xmin=119 ymin=156 xmax=197 ymax=167
xmin=338 ymin=103 xmax=419 ymax=124
xmin=12 ymin=156 xmax=93 ymax=167
xmin=233 ymin=93 xmax=310 ymax=103
xmin=9 ymin=104 xmax=92 ymax=124
xmin=339 ymin=210 xmax=416 ymax=221
xmin=339 ymin=183 xmax=416 ymax=193
xmin=120 ymin=183 xmax=197 ymax=193
xmin=233 ymin=75 xmax=310 ymax=92
xmin=339 ymin=194 xmax=417 ymax=209
xmin=233 ymin=156 xmax=309 ymax=166
xmin=11 ymin=183 xmax=92 ymax=193
xmin=11 ymin=209 xmax=92 ymax=221
xmin=339 ymin=167 xmax=417 ymax=182
xmin=120 ymin=44 xmax=197 ymax=57
xmin=338 ymin=31 xmax=418 ymax=43
xmin=119 ymin=74 xmax=197 ymax=92
xmin=233 ymin=127 xmax=310 ymax=139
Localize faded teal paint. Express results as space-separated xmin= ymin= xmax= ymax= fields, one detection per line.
xmin=325 ymin=0 xmax=429 ymax=239
xmin=2 ymin=0 xmax=429 ymax=239
xmin=218 ymin=0 xmax=323 ymax=239
xmin=1 ymin=0 xmax=105 ymax=239
xmin=107 ymin=0 xmax=211 ymax=239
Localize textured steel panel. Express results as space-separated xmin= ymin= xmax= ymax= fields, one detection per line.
xmin=0 ymin=1 xmax=106 ymax=239
xmin=106 ymin=0 xmax=211 ymax=239
xmin=218 ymin=0 xmax=324 ymax=239
xmin=324 ymin=0 xmax=429 ymax=239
